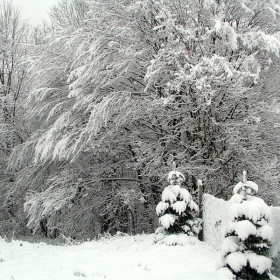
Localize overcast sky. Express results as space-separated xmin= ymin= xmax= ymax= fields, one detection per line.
xmin=12 ymin=0 xmax=59 ymax=25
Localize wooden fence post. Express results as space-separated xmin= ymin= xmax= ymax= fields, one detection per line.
xmin=198 ymin=180 xmax=204 ymax=241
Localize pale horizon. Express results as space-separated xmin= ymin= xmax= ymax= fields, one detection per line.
xmin=12 ymin=0 xmax=59 ymax=25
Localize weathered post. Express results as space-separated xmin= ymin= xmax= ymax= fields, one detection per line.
xmin=197 ymin=179 xmax=204 ymax=241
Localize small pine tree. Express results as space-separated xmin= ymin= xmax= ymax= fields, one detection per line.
xmin=154 ymin=171 xmax=202 ymax=245
xmin=219 ymin=171 xmax=274 ymax=280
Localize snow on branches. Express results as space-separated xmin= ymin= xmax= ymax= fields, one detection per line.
xmin=217 ymin=172 xmax=274 ymax=280
xmin=154 ymin=171 xmax=202 ymax=245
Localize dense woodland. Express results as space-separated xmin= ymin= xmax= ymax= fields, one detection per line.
xmin=0 ymin=0 xmax=279 ymax=240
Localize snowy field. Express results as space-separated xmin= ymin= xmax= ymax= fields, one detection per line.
xmin=0 ymin=234 xmax=279 ymax=280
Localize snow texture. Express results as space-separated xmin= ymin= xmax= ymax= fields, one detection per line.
xmin=203 ymin=194 xmax=280 ymax=250
xmin=224 ymin=251 xmax=272 ymax=275
xmin=213 ymin=178 xmax=276 ymax=278
xmin=224 ymin=220 xmax=256 ymax=240
xmin=167 ymin=171 xmax=185 ymax=183
xmin=189 ymin=200 xmax=199 ymax=212
xmin=180 ymin=188 xmax=191 ymax=203
xmin=171 ymin=200 xmax=187 ymax=215
xmin=221 ymin=236 xmax=241 ymax=256
xmin=226 ymin=251 xmax=247 ymax=273
xmin=270 ymin=207 xmax=280 ymax=248
xmin=230 ymin=193 xmax=244 ymax=204
xmin=257 ymin=225 xmax=274 ymax=241
xmin=155 ymin=172 xmax=201 ymax=245
xmin=233 ymin=181 xmax=258 ymax=194
xmin=159 ymin=213 xmax=176 ymax=229
xmin=161 ymin=187 xmax=176 ymax=203
xmin=1 ymin=234 xmax=259 ymax=280
xmin=246 ymin=253 xmax=272 ymax=274
xmin=170 ymin=184 xmax=182 ymax=196
xmin=160 ymin=185 xmax=198 ymax=214
xmin=164 ymin=234 xmax=196 ymax=246
xmin=156 ymin=202 xmax=169 ymax=215
xmin=229 ymin=196 xmax=272 ymax=223
xmin=270 ymin=207 xmax=280 ymax=269
xmin=202 ymin=194 xmax=229 ymax=249
xmin=213 ymin=20 xmax=238 ymax=51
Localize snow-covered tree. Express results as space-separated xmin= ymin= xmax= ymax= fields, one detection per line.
xmin=218 ymin=171 xmax=274 ymax=279
xmin=0 ymin=0 xmax=30 ymax=237
xmin=0 ymin=0 xmax=29 ymax=165
xmin=3 ymin=0 xmax=280 ymax=239
xmin=155 ymin=171 xmax=202 ymax=245
xmin=6 ymin=0 xmax=160 ymax=238
xmin=143 ymin=0 xmax=280 ymax=200
xmin=50 ymin=0 xmax=87 ymax=29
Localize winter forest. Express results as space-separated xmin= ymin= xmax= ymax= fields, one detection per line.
xmin=0 ymin=0 xmax=280 ymax=246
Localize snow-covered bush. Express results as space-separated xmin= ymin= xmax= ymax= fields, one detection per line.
xmin=218 ymin=172 xmax=274 ymax=279
xmin=154 ymin=171 xmax=202 ymax=245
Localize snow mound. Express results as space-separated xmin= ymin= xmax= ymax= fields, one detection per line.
xmin=156 ymin=202 xmax=169 ymax=215
xmin=224 ymin=251 xmax=272 ymax=275
xmin=189 ymin=200 xmax=199 ymax=212
xmin=170 ymin=184 xmax=181 ymax=196
xmin=158 ymin=234 xmax=197 ymax=246
xmin=233 ymin=181 xmax=258 ymax=194
xmin=171 ymin=200 xmax=187 ymax=214
xmin=229 ymin=196 xmax=272 ymax=223
xmin=246 ymin=253 xmax=272 ymax=274
xmin=180 ymin=188 xmax=191 ymax=203
xmin=221 ymin=236 xmax=241 ymax=256
xmin=224 ymin=220 xmax=256 ymax=240
xmin=162 ymin=187 xmax=176 ymax=203
xmin=226 ymin=251 xmax=247 ymax=273
xmin=230 ymin=193 xmax=244 ymax=204
xmin=2 ymin=233 xmax=254 ymax=280
xmin=257 ymin=224 xmax=274 ymax=241
xmin=159 ymin=213 xmax=177 ymax=229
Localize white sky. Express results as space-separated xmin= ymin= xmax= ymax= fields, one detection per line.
xmin=12 ymin=0 xmax=60 ymax=25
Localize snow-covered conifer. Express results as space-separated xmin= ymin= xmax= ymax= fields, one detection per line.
xmin=154 ymin=171 xmax=202 ymax=245
xmin=218 ymin=171 xmax=274 ymax=279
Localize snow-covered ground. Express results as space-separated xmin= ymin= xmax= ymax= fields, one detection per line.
xmin=0 ymin=234 xmax=279 ymax=280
